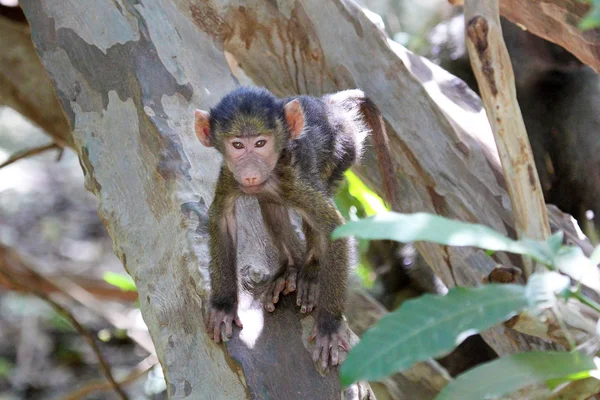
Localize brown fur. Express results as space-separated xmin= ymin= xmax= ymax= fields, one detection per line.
xmin=195 ymin=86 xmax=399 ymax=368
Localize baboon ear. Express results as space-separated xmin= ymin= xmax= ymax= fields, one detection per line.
xmin=284 ymin=99 xmax=305 ymax=140
xmin=194 ymin=109 xmax=213 ymax=147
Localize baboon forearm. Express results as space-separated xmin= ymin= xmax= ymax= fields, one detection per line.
xmin=293 ymin=190 xmax=350 ymax=324
xmin=208 ymin=206 xmax=238 ymax=310
xmin=319 ymin=237 xmax=350 ymax=320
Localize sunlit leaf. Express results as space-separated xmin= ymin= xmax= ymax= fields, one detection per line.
xmin=546 ymin=370 xmax=594 ymax=390
xmin=554 ymin=246 xmax=600 ymax=294
xmin=333 ymin=212 xmax=553 ymax=264
xmin=525 ymin=272 xmax=571 ymax=314
xmin=103 ymin=272 xmax=137 ymax=292
xmin=344 ymin=171 xmax=387 ymax=216
xmin=340 ymin=284 xmax=528 ymax=386
xmin=356 ymin=263 xmax=375 ymax=288
xmin=435 ymin=351 xmax=599 ymax=400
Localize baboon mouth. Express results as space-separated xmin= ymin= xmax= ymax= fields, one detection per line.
xmin=240 ymin=183 xmax=265 ymax=194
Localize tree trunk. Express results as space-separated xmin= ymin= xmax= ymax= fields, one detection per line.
xmin=17 ymin=0 xmax=598 ymax=399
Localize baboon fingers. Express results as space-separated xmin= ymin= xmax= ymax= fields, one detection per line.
xmin=234 ymin=315 xmax=243 ymax=328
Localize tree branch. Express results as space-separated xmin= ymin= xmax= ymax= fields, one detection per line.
xmin=64 ymin=354 xmax=158 ymax=400
xmin=464 ymin=0 xmax=550 ymax=277
xmin=450 ymin=0 xmax=600 ymax=75
xmin=0 ymin=142 xmax=61 ymax=169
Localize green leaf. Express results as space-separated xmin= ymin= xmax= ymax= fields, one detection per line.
xmin=579 ymin=0 xmax=600 ymax=30
xmin=103 ymin=272 xmax=137 ymax=292
xmin=554 ymin=246 xmax=600 ymax=294
xmin=0 ymin=358 xmax=14 ymax=379
xmin=546 ymin=370 xmax=594 ymax=390
xmin=579 ymin=9 xmax=600 ymax=30
xmin=546 ymin=231 xmax=564 ymax=255
xmin=344 ymin=171 xmax=387 ymax=216
xmin=590 ymin=245 xmax=600 ymax=266
xmin=435 ymin=351 xmax=599 ymax=400
xmin=334 ymin=180 xmax=364 ymax=221
xmin=333 ymin=212 xmax=553 ymax=264
xmin=340 ymin=284 xmax=528 ymax=386
xmin=525 ymin=272 xmax=571 ymax=314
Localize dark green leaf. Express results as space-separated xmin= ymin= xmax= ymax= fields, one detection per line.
xmin=334 ymin=180 xmax=364 ymax=221
xmin=340 ymin=284 xmax=528 ymax=386
xmin=436 ymin=351 xmax=598 ymax=400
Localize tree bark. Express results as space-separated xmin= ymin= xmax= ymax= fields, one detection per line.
xmin=0 ymin=13 xmax=72 ymax=147
xmin=464 ymin=0 xmax=551 ymax=278
xmin=450 ymin=0 xmax=600 ymax=75
xmin=17 ymin=0 xmax=599 ymax=398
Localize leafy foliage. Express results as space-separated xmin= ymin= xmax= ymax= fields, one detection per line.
xmin=334 ymin=212 xmax=600 ymax=294
xmin=343 ymin=171 xmax=387 ymax=216
xmin=334 ymin=171 xmax=388 ymax=287
xmin=340 ymin=284 xmax=529 ymax=385
xmin=333 ymin=212 xmax=551 ymax=262
xmin=335 ymin=211 xmax=600 ymax=396
xmin=436 ymin=351 xmax=599 ymax=400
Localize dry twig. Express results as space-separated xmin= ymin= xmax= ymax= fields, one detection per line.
xmin=0 ymin=249 xmax=129 ymax=400
xmin=0 ymin=142 xmax=62 ymax=169
xmin=0 ymin=260 xmax=138 ymax=302
xmin=63 ymin=354 xmax=158 ymax=400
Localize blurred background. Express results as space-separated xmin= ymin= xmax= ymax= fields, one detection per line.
xmin=1 ymin=0 xmax=598 ymax=398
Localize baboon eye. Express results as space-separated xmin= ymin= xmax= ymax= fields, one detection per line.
xmin=255 ymin=140 xmax=266 ymax=148
xmin=232 ymin=141 xmax=244 ymax=149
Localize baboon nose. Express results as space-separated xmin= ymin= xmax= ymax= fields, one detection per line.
xmin=244 ymin=176 xmax=258 ymax=185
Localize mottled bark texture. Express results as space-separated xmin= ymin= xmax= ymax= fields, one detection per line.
xmin=16 ymin=0 xmax=598 ymax=399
